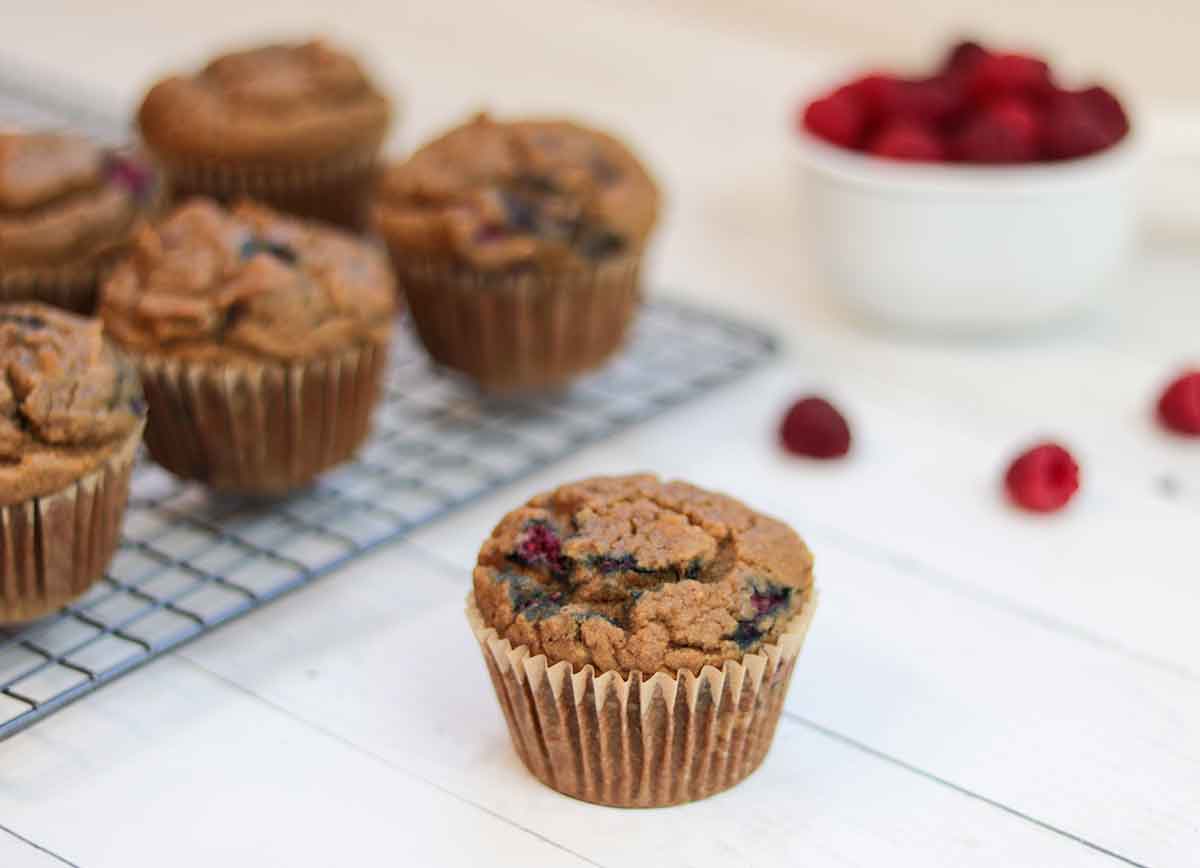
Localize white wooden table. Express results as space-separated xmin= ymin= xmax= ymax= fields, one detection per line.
xmin=2 ymin=2 xmax=1198 ymax=866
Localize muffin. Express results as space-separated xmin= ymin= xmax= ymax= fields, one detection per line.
xmin=99 ymin=198 xmax=395 ymax=494
xmin=467 ymin=474 xmax=818 ymax=807
xmin=138 ymin=40 xmax=392 ymax=231
xmin=374 ymin=113 xmax=659 ymax=392
xmin=0 ymin=303 xmax=145 ymax=621
xmin=0 ymin=132 xmax=162 ymax=312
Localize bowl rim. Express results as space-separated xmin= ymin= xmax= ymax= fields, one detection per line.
xmin=795 ymin=126 xmax=1143 ymax=194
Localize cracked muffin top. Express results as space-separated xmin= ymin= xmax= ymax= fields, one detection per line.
xmin=472 ymin=474 xmax=815 ymax=676
xmin=0 ymin=303 xmax=145 ymax=505
xmin=99 ymin=199 xmax=395 ymax=364
xmin=0 ymin=132 xmax=158 ymax=270
xmin=138 ymin=40 xmax=391 ymax=165
xmin=374 ymin=113 xmax=659 ymax=271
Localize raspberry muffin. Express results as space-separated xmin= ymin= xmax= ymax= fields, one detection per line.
xmin=138 ymin=40 xmax=392 ymax=230
xmin=0 ymin=132 xmax=161 ymax=312
xmin=0 ymin=303 xmax=145 ymax=621
xmin=467 ymin=474 xmax=818 ymax=807
xmin=375 ymin=113 xmax=659 ymax=392
xmin=99 ymin=198 xmax=394 ymax=494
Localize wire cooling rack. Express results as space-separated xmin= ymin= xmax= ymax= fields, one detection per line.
xmin=0 ymin=67 xmax=777 ymax=740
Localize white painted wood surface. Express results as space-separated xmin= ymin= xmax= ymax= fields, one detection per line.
xmin=1 ymin=2 xmax=1198 ymax=866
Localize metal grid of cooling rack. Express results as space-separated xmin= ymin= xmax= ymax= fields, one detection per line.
xmin=0 ymin=302 xmax=776 ymax=740
xmin=0 ymin=66 xmax=778 ymax=740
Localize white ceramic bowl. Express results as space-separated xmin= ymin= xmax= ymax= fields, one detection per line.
xmin=796 ymin=129 xmax=1142 ymax=333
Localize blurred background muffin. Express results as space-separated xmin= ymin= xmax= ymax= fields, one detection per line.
xmin=0 ymin=303 xmax=145 ymax=621
xmin=99 ymin=198 xmax=395 ymax=494
xmin=137 ymin=40 xmax=392 ymax=231
xmin=375 ymin=113 xmax=659 ymax=393
xmin=0 ymin=132 xmax=161 ymax=312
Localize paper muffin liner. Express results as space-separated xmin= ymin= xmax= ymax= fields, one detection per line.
xmin=0 ymin=420 xmax=143 ymax=623
xmin=156 ymin=145 xmax=383 ymax=231
xmin=132 ymin=339 xmax=389 ymax=495
xmin=466 ymin=588 xmax=819 ymax=807
xmin=392 ymin=253 xmax=643 ymax=393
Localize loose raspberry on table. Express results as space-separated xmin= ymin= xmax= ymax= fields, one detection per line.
xmin=780 ymin=396 xmax=851 ymax=459
xmin=1004 ymin=442 xmax=1080 ymax=513
xmin=1156 ymin=370 xmax=1200 ymax=436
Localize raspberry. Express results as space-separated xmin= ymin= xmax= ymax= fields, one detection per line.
xmin=1077 ymin=85 xmax=1130 ymax=141
xmin=1156 ymin=370 xmax=1200 ymax=436
xmin=1042 ymin=92 xmax=1111 ymax=159
xmin=802 ymin=93 xmax=866 ymax=148
xmin=942 ymin=40 xmax=989 ymax=77
xmin=1004 ymin=442 xmax=1080 ymax=513
xmin=869 ymin=120 xmax=945 ymax=161
xmin=853 ymin=75 xmax=963 ymax=124
xmin=780 ymin=396 xmax=851 ymax=459
xmin=968 ymin=53 xmax=1053 ymax=105
xmin=952 ymin=99 xmax=1040 ymax=163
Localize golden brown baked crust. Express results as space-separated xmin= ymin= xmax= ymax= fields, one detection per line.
xmin=137 ymin=40 xmax=391 ymax=165
xmin=473 ymin=474 xmax=814 ymax=676
xmin=375 ymin=114 xmax=659 ymax=271
xmin=99 ymin=199 xmax=395 ymax=363
xmin=0 ymin=303 xmax=144 ymax=505
xmin=0 ymin=133 xmax=156 ymax=269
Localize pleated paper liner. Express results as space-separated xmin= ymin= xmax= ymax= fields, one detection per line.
xmin=0 ymin=420 xmax=143 ymax=623
xmin=156 ymin=145 xmax=383 ymax=232
xmin=393 ymin=253 xmax=642 ymax=393
xmin=466 ymin=588 xmax=819 ymax=807
xmin=133 ymin=338 xmax=389 ymax=495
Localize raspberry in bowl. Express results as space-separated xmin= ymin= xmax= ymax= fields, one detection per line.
xmin=795 ymin=41 xmax=1140 ymax=333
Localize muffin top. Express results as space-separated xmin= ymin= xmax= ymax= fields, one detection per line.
xmin=375 ymin=114 xmax=659 ymax=271
xmin=99 ymin=199 xmax=395 ymax=363
xmin=138 ymin=40 xmax=392 ymax=164
xmin=0 ymin=132 xmax=158 ymax=270
xmin=0 ymin=303 xmax=145 ymax=505
xmin=473 ymin=474 xmax=815 ymax=676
